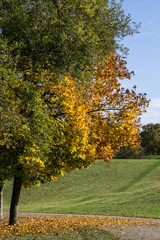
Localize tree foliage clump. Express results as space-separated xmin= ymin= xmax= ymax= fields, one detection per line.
xmin=1 ymin=0 xmax=139 ymax=78
xmin=140 ymin=123 xmax=160 ymax=155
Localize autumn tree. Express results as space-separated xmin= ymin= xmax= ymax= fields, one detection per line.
xmin=0 ymin=0 xmax=148 ymax=225
xmin=0 ymin=53 xmax=149 ymax=224
xmin=141 ymin=123 xmax=160 ymax=155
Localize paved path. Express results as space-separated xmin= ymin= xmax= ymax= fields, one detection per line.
xmin=104 ymin=224 xmax=160 ymax=240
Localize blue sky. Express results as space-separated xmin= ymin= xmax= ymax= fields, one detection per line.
xmin=120 ymin=0 xmax=160 ymax=125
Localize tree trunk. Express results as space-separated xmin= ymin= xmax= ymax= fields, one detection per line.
xmin=9 ymin=176 xmax=22 ymax=225
xmin=0 ymin=185 xmax=3 ymax=220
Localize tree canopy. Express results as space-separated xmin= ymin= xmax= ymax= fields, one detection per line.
xmin=0 ymin=0 xmax=149 ymax=225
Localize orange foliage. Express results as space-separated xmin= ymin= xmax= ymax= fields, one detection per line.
xmin=37 ymin=53 xmax=149 ymax=170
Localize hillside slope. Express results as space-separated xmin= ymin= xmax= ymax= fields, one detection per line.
xmin=3 ymin=159 xmax=160 ymax=218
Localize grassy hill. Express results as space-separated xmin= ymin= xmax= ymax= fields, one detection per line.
xmin=3 ymin=158 xmax=160 ymax=218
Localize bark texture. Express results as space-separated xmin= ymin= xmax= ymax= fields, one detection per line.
xmin=9 ymin=176 xmax=22 ymax=225
xmin=0 ymin=185 xmax=3 ymax=219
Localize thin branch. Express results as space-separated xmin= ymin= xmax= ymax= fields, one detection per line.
xmin=53 ymin=0 xmax=61 ymax=19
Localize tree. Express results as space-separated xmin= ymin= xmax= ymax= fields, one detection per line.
xmin=0 ymin=52 xmax=149 ymax=224
xmin=0 ymin=1 xmax=148 ymax=225
xmin=140 ymin=123 xmax=160 ymax=155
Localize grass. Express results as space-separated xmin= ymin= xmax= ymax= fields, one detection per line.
xmin=145 ymin=155 xmax=160 ymax=159
xmin=3 ymin=158 xmax=160 ymax=218
xmin=0 ymin=229 xmax=119 ymax=240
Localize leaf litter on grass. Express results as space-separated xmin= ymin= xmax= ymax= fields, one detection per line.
xmin=0 ymin=215 xmax=159 ymax=239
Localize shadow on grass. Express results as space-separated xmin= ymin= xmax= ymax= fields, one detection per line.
xmin=116 ymin=160 xmax=160 ymax=192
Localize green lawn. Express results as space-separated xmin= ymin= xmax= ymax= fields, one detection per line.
xmin=3 ymin=158 xmax=160 ymax=218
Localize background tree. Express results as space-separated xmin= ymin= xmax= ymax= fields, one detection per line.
xmin=114 ymin=146 xmax=145 ymax=159
xmin=140 ymin=123 xmax=160 ymax=155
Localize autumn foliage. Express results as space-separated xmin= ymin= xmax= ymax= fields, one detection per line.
xmin=21 ymin=53 xmax=149 ymax=179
